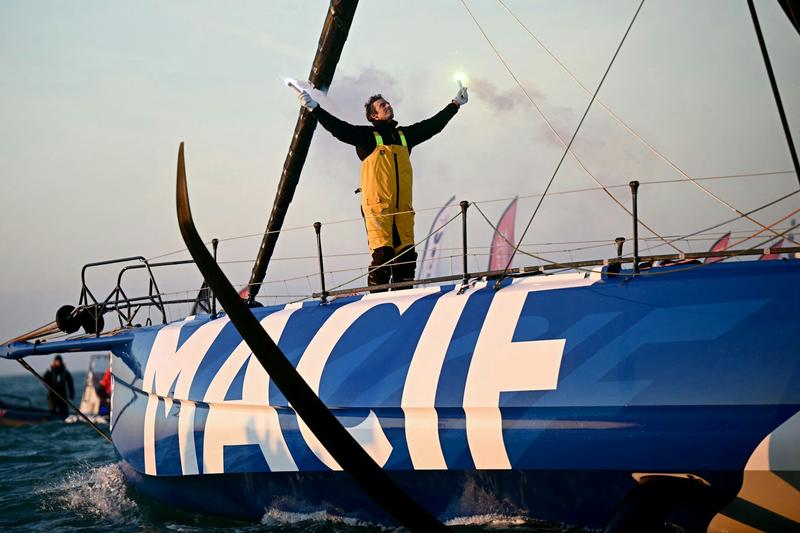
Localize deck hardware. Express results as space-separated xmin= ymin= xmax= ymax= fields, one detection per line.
xmin=314 ymin=222 xmax=328 ymax=303
xmin=629 ymin=181 xmax=640 ymax=273
xmin=460 ymin=200 xmax=470 ymax=286
xmin=211 ymin=238 xmax=219 ymax=315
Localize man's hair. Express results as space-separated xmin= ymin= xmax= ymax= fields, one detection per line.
xmin=364 ymin=94 xmax=384 ymax=122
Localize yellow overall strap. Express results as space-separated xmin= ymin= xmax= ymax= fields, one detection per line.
xmin=373 ymin=132 xmax=383 ymax=146
xmin=398 ymin=130 xmax=408 ymax=147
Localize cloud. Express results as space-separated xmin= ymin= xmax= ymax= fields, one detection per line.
xmin=470 ymin=77 xmax=522 ymax=112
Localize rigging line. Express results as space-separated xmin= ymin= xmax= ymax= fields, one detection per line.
xmin=498 ymin=0 xmax=798 ymax=247
xmin=472 ymin=202 xmax=557 ymax=265
xmin=728 ymin=205 xmax=800 ymax=250
xmin=16 ymin=358 xmax=113 ymax=444
xmin=511 ymin=170 xmax=793 ymax=202
xmin=667 ymin=188 xmax=800 ymax=246
xmin=748 ymin=0 xmax=800 ymax=188
xmin=460 ymin=0 xmax=678 ymax=256
xmin=465 ymin=0 xmax=656 ymax=288
xmin=753 ymin=219 xmax=800 ymax=250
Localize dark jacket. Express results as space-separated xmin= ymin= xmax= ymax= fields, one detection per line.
xmin=312 ymin=103 xmax=459 ymax=160
xmin=44 ymin=367 xmax=74 ymax=400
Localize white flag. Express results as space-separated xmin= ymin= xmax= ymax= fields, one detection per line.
xmin=419 ymin=196 xmax=457 ymax=280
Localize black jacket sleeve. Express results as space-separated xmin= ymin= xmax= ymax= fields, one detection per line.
xmin=313 ymin=106 xmax=374 ymax=148
xmin=66 ymin=371 xmax=74 ymax=399
xmin=403 ymin=103 xmax=459 ymax=149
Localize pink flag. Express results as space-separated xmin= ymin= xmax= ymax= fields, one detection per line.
xmin=488 ymin=198 xmax=518 ymax=271
xmin=704 ymin=232 xmax=730 ymax=264
xmin=760 ymin=239 xmax=784 ymax=260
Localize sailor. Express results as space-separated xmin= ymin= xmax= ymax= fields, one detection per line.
xmin=296 ymin=86 xmax=468 ymax=289
xmin=43 ymin=355 xmax=74 ymax=418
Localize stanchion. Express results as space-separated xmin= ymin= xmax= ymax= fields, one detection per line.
xmin=314 ymin=222 xmax=328 ymax=303
xmin=629 ymin=181 xmax=640 ymax=273
xmin=211 ymin=238 xmax=219 ymax=314
xmin=460 ymin=201 xmax=470 ymax=285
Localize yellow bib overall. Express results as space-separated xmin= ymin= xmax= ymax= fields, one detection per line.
xmin=360 ymin=130 xmax=414 ymax=252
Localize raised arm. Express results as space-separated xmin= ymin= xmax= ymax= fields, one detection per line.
xmin=312 ymin=106 xmax=373 ymax=147
xmin=405 ymin=85 xmax=467 ymax=148
xmin=295 ymin=88 xmax=372 ymax=147
xmin=403 ymin=103 xmax=460 ymax=148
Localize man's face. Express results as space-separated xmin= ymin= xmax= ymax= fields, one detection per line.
xmin=370 ymin=98 xmax=393 ymax=121
xmin=52 ymin=359 xmax=62 ymax=369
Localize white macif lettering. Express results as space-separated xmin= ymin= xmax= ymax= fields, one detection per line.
xmin=296 ymin=289 xmax=438 ymax=470
xmin=401 ymin=283 xmax=483 ymax=470
xmin=464 ymin=286 xmax=566 ymax=469
xmin=143 ymin=318 xmax=228 ymax=475
xmin=202 ymin=309 xmax=298 ymax=473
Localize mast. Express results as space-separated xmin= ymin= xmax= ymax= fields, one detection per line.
xmin=246 ymin=0 xmax=359 ymax=303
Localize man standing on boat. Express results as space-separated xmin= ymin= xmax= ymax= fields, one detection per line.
xmin=296 ymin=86 xmax=468 ymax=289
xmin=43 ymin=355 xmax=74 ymax=418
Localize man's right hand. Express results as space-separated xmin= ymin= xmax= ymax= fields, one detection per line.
xmin=452 ymin=85 xmax=468 ymax=107
xmin=298 ymin=90 xmax=318 ymax=110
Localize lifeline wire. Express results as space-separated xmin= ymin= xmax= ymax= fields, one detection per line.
xmin=144 ymin=169 xmax=789 ymax=263
xmin=473 ymin=199 xmax=799 ymax=280
xmin=138 ymin=187 xmax=798 ymax=306
xmin=668 ymin=188 xmax=800 ymax=247
xmin=497 ymin=0 xmax=798 ymax=247
xmin=460 ymin=0 xmax=648 ymax=287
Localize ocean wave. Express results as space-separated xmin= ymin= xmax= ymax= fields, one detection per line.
xmin=37 ymin=462 xmax=138 ymax=521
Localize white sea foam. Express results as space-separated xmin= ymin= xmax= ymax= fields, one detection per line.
xmin=260 ymin=507 xmax=382 ymax=529
xmin=444 ymin=513 xmax=531 ymax=527
xmin=39 ymin=462 xmax=137 ymax=521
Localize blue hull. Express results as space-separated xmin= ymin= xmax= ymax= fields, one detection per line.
xmin=67 ymin=260 xmax=800 ymax=527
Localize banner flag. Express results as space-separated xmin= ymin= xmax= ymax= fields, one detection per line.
xmin=419 ymin=195 xmax=457 ymax=280
xmin=488 ymin=197 xmax=518 ymax=271
xmin=703 ymin=231 xmax=731 ymax=264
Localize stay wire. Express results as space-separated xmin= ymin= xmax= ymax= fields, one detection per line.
xmin=468 ymin=0 xmax=648 ymax=287
xmin=748 ymin=0 xmax=800 ymax=188
xmin=461 ymin=0 xmax=677 ymax=256
xmin=497 ymin=0 xmax=799 ymax=246
xmin=16 ymin=358 xmax=113 ymax=444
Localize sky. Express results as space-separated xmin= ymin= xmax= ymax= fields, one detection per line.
xmin=1 ymin=0 xmax=798 ymax=375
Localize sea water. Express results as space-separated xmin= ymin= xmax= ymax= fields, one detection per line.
xmin=0 ymin=373 xmax=589 ymax=532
